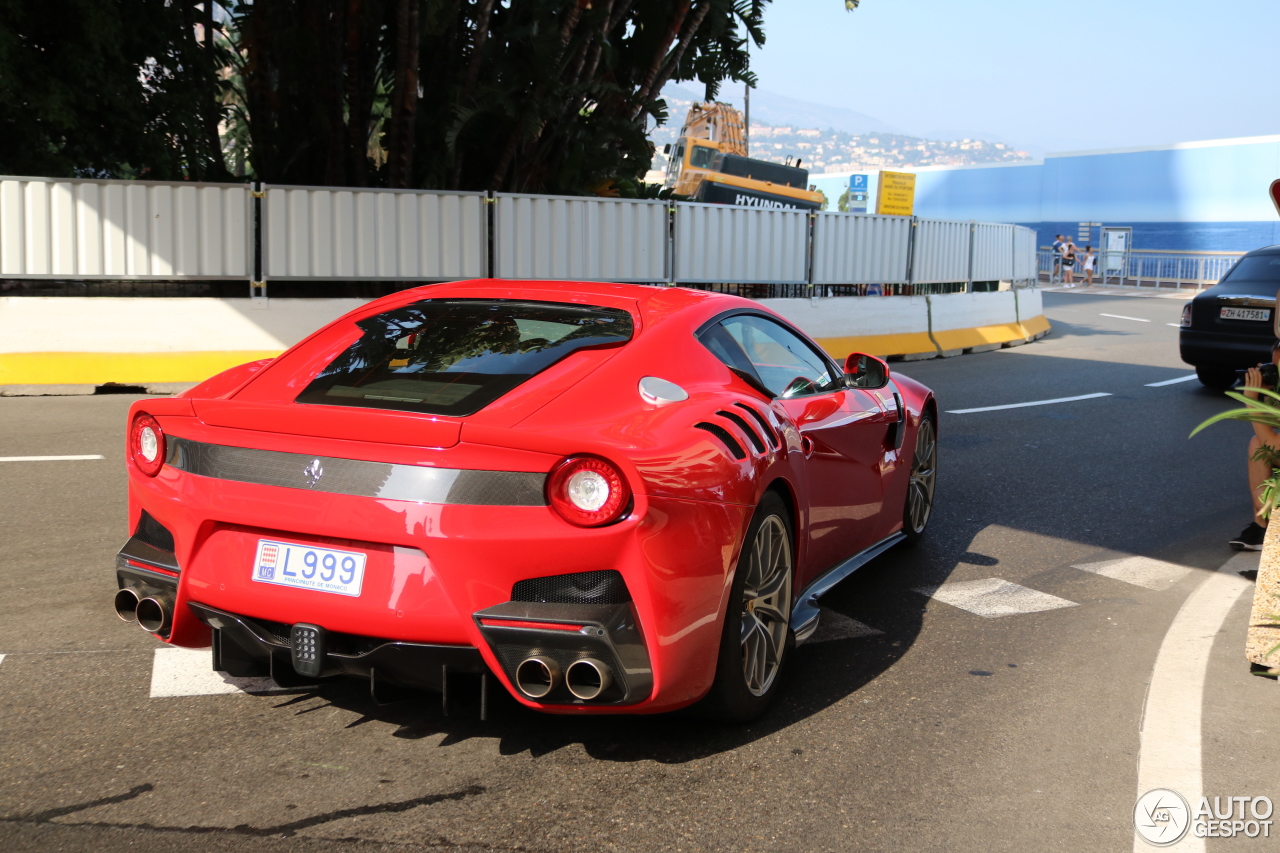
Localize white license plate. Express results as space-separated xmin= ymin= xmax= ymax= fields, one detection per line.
xmin=251 ymin=539 xmax=366 ymax=597
xmin=1220 ymin=307 xmax=1271 ymax=322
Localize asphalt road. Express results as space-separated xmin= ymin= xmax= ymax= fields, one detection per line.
xmin=1 ymin=290 xmax=1277 ymax=852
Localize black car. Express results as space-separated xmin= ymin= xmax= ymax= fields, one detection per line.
xmin=1180 ymin=245 xmax=1280 ymax=388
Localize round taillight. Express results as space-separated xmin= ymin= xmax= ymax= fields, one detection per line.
xmin=130 ymin=414 xmax=165 ymax=477
xmin=546 ymin=456 xmax=631 ymax=527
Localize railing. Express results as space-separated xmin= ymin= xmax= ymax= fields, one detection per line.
xmin=0 ymin=174 xmax=1038 ymax=298
xmin=1037 ymin=248 xmax=1244 ymax=289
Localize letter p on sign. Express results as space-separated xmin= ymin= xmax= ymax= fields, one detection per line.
xmin=1271 ymin=179 xmax=1280 ymax=218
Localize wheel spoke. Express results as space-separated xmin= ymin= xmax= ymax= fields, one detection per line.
xmin=735 ymin=512 xmax=793 ymax=697
xmin=753 ymin=602 xmax=786 ymax=624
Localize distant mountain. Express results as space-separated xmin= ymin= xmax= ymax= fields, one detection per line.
xmin=660 ymin=84 xmax=898 ymax=136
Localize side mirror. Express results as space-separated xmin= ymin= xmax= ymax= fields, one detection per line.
xmin=844 ymin=352 xmax=890 ymax=389
xmin=663 ymin=143 xmax=671 ymax=155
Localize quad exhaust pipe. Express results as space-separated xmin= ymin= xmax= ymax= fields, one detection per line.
xmin=115 ymin=588 xmax=174 ymax=635
xmin=565 ymin=658 xmax=613 ymax=701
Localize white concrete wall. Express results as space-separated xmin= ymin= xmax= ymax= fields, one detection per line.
xmin=927 ymin=292 xmax=1019 ymax=333
xmin=761 ymin=295 xmax=931 ymax=340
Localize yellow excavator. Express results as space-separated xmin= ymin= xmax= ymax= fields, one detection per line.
xmin=662 ymin=102 xmax=826 ymax=211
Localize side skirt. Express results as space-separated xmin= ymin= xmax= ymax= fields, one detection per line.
xmin=789 ymin=532 xmax=907 ymax=643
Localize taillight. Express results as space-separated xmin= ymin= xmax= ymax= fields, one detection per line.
xmin=130 ymin=413 xmax=166 ymax=477
xmin=546 ymin=456 xmax=631 ymax=527
xmin=1181 ymin=302 xmax=1193 ymax=328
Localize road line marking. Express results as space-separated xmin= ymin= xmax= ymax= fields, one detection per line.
xmin=1132 ymin=551 xmax=1257 ymax=853
xmin=150 ymin=647 xmax=310 ymax=697
xmin=809 ymin=609 xmax=883 ymax=643
xmin=1100 ymin=313 xmax=1151 ymax=322
xmin=0 ymin=654 xmax=5 ymax=667
xmin=915 ymin=578 xmax=1079 ymax=618
xmin=1145 ymin=375 xmax=1197 ymax=387
xmin=1073 ymin=556 xmax=1193 ymax=591
xmin=1167 ymin=323 xmax=1182 ymax=327
xmin=946 ymin=392 xmax=1112 ymax=415
xmin=0 ymin=455 xmax=105 ymax=462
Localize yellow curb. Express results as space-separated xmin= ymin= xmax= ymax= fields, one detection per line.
xmin=813 ymin=332 xmax=938 ymax=361
xmin=1020 ymin=314 xmax=1051 ymax=337
xmin=931 ymin=316 xmax=1052 ymax=352
xmin=0 ymin=351 xmax=282 ymax=386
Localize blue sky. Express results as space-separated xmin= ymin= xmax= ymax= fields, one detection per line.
xmin=747 ymin=0 xmax=1280 ymax=154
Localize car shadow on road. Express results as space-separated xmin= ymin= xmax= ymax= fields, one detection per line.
xmin=257 ymin=541 xmax=957 ymax=764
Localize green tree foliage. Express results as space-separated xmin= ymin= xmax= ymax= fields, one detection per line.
xmin=231 ymin=0 xmax=768 ymax=193
xmin=0 ymin=0 xmax=233 ymax=180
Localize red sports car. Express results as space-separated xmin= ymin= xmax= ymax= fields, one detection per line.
xmin=113 ymin=280 xmax=937 ymax=721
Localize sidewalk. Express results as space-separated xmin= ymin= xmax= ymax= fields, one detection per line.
xmin=1039 ymin=282 xmax=1197 ymax=300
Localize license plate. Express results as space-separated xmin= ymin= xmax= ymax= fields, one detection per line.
xmin=251 ymin=539 xmax=366 ymax=597
xmin=1220 ymin=307 xmax=1271 ymax=322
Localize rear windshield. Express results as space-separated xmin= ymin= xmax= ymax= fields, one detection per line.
xmin=296 ymin=299 xmax=633 ymax=416
xmin=1221 ymin=255 xmax=1280 ymax=284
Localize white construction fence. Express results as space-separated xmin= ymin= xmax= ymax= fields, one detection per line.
xmin=0 ymin=175 xmax=1037 ymax=295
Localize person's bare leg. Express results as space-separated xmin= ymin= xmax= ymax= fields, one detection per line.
xmin=1248 ymin=435 xmax=1273 ymax=524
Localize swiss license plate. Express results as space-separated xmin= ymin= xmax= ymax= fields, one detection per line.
xmin=1220 ymin=306 xmax=1271 ymax=322
xmin=251 ymin=539 xmax=366 ymax=597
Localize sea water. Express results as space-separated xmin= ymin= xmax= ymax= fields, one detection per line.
xmin=1032 ymin=221 xmax=1280 ymax=253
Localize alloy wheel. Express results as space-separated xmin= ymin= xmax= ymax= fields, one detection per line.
xmin=739 ymin=515 xmax=792 ymax=697
xmin=906 ymin=416 xmax=937 ymax=534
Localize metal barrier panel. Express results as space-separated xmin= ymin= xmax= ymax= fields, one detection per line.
xmin=970 ymin=222 xmax=1015 ymax=282
xmin=1013 ymin=227 xmax=1037 ymax=281
xmin=673 ymin=202 xmax=808 ymax=284
xmin=810 ymin=213 xmax=911 ymax=285
xmin=0 ymin=176 xmax=250 ymax=279
xmin=494 ymin=193 xmax=666 ymax=282
xmin=263 ymin=185 xmax=485 ymax=280
xmin=912 ymin=218 xmax=971 ymax=284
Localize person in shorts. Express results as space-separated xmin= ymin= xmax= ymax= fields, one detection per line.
xmin=1051 ymin=235 xmax=1064 ymax=282
xmin=1231 ymin=341 xmax=1280 ymax=550
xmin=1061 ymin=239 xmax=1077 ymax=285
xmin=1081 ymin=245 xmax=1096 ymax=286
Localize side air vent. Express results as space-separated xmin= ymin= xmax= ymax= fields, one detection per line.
xmin=695 ymin=422 xmax=746 ymax=460
xmin=511 ymin=570 xmax=632 ymax=604
xmin=734 ymin=402 xmax=780 ymax=449
xmin=134 ymin=511 xmax=176 ymax=553
xmin=716 ymin=410 xmax=766 ymax=454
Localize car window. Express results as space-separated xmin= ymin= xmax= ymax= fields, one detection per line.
xmin=296 ymin=299 xmax=633 ymax=416
xmin=1221 ymin=255 xmax=1280 ymax=283
xmin=712 ymin=315 xmax=840 ymax=398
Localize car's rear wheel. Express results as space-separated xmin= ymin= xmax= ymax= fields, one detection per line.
xmin=701 ymin=492 xmax=794 ymax=722
xmin=903 ymin=413 xmax=937 ymax=544
xmin=1195 ymin=365 xmax=1236 ymax=389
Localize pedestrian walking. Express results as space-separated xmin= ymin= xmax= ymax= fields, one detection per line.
xmin=1081 ymin=245 xmax=1096 ymax=286
xmin=1051 ymin=235 xmax=1065 ymax=282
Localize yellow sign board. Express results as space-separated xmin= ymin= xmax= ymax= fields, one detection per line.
xmin=875 ymin=171 xmax=916 ymax=216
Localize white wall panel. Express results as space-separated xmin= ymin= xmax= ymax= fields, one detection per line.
xmin=913 ymin=218 xmax=972 ymax=284
xmin=673 ymin=202 xmax=807 ymax=284
xmin=495 ymin=193 xmax=667 ymax=282
xmin=1013 ymin=226 xmax=1038 ymax=280
xmin=262 ymin=185 xmax=485 ymax=281
xmin=0 ymin=177 xmax=251 ymax=279
xmin=811 ymin=213 xmax=911 ymax=284
xmin=970 ymin=222 xmax=1015 ymax=282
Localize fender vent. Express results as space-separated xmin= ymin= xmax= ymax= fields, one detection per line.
xmin=695 ymin=422 xmax=746 ymax=459
xmin=734 ymin=402 xmax=780 ymax=449
xmin=716 ymin=410 xmax=766 ymax=454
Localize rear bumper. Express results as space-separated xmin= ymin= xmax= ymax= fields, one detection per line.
xmin=123 ymin=462 xmax=752 ymax=714
xmin=1179 ymin=328 xmax=1273 ymax=368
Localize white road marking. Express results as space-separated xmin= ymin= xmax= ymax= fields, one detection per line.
xmin=1132 ymin=551 xmax=1257 ymax=853
xmin=808 ymin=609 xmax=883 ymax=643
xmin=1072 ymin=556 xmax=1192 ymax=591
xmin=1166 ymin=323 xmax=1182 ymax=327
xmin=0 ymin=654 xmax=5 ymax=667
xmin=1100 ymin=313 xmax=1151 ymax=322
xmin=0 ymin=455 xmax=105 ymax=462
xmin=915 ymin=578 xmax=1079 ymax=618
xmin=946 ymin=392 xmax=1112 ymax=415
xmin=150 ymin=647 xmax=308 ymax=697
xmin=1144 ymin=375 xmax=1197 ymax=387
